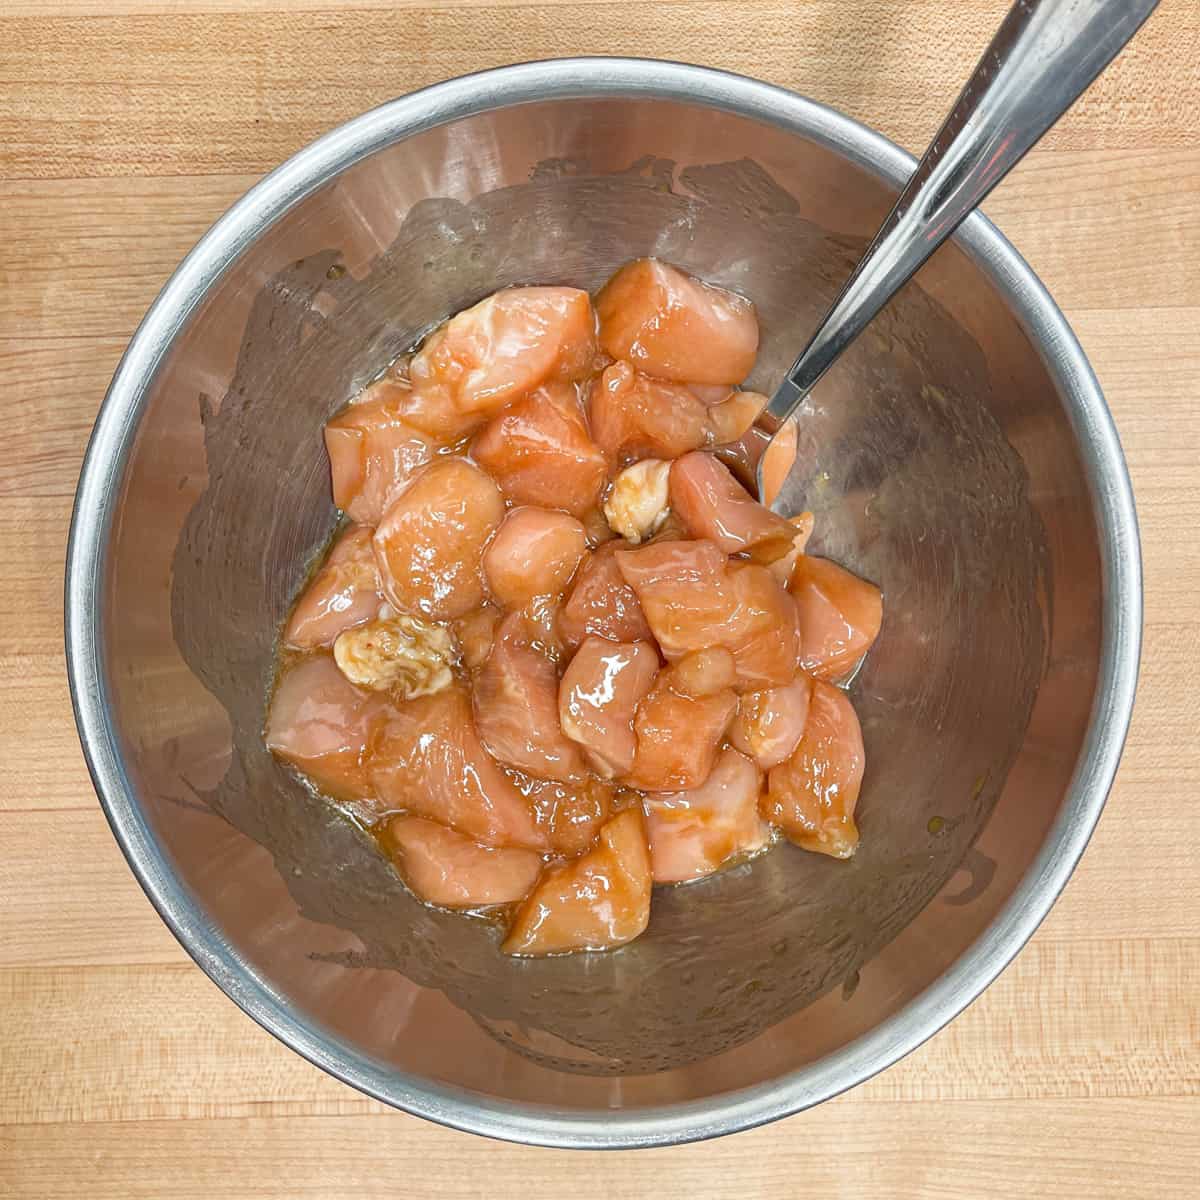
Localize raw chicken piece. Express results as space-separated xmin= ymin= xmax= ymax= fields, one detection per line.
xmin=284 ymin=525 xmax=382 ymax=651
xmin=614 ymin=539 xmax=734 ymax=660
xmin=667 ymin=646 xmax=737 ymax=698
xmin=558 ymin=637 xmax=660 ymax=778
xmin=625 ymin=665 xmax=737 ymax=791
xmin=452 ymin=605 xmax=500 ymax=672
xmin=616 ymin=541 xmax=798 ymax=689
xmin=644 ymin=748 xmax=771 ymax=884
xmin=515 ymin=773 xmax=616 ymax=858
xmin=688 ymin=383 xmax=734 ymax=406
xmin=790 ymin=555 xmax=883 ymax=681
xmin=332 ymin=608 xmax=455 ymax=699
xmin=471 ymin=382 xmax=608 ymax=518
xmin=410 ymin=286 xmax=598 ymax=418
xmin=669 ymin=452 xmax=796 ymax=561
xmin=483 ymin=508 xmax=587 ymax=610
xmin=558 ymin=542 xmax=654 ymax=651
xmin=502 ymin=808 xmax=652 ymax=956
xmin=595 ymin=259 xmax=759 ymax=385
xmin=730 ymin=672 xmax=813 ymax=769
xmin=382 ymin=816 xmax=542 ymax=908
xmin=324 ymin=381 xmax=437 ymax=523
xmin=365 ymin=354 xmax=483 ymax=443
xmin=390 ymin=376 xmax=484 ymax=444
xmin=373 ymin=458 xmax=505 ymax=621
xmin=762 ymin=679 xmax=865 ymax=859
xmin=517 ymin=591 xmax=567 ymax=662
xmin=266 ymin=656 xmax=387 ymax=801
xmin=723 ymin=563 xmax=802 ymax=690
xmin=603 ymin=458 xmax=671 ymax=544
xmin=767 ymin=512 xmax=815 ymax=588
xmin=370 ymin=686 xmax=549 ymax=850
xmin=474 ymin=614 xmax=588 ymax=783
xmin=705 ymin=390 xmax=766 ymax=445
xmin=588 ymin=361 xmax=711 ymax=461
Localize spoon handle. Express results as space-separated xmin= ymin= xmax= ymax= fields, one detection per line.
xmin=761 ymin=0 xmax=1159 ymax=430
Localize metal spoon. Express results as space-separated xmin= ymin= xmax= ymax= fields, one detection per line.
xmin=758 ymin=0 xmax=1159 ymax=502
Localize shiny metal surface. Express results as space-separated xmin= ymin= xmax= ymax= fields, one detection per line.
xmin=65 ymin=59 xmax=1142 ymax=1148
xmin=761 ymin=0 xmax=1160 ymax=465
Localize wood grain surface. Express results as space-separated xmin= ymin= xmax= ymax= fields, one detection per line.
xmin=2 ymin=1 xmax=1198 ymax=1195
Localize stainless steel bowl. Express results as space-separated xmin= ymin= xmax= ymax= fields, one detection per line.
xmin=65 ymin=59 xmax=1141 ymax=1148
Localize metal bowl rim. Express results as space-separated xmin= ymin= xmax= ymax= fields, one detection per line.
xmin=64 ymin=56 xmax=1143 ymax=1150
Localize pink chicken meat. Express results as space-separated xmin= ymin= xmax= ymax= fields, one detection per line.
xmin=644 ymin=747 xmax=771 ymax=884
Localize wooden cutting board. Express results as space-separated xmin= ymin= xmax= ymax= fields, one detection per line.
xmin=2 ymin=2 xmax=1197 ymax=1196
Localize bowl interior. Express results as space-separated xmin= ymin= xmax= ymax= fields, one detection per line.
xmin=84 ymin=84 xmax=1107 ymax=1131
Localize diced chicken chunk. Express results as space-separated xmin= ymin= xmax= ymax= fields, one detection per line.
xmin=382 ymin=816 xmax=543 ymax=908
xmin=595 ymin=259 xmax=759 ymax=385
xmin=370 ymin=686 xmax=549 ymax=850
xmin=724 ymin=563 xmax=802 ymax=690
xmin=768 ymin=512 xmax=815 ymax=588
xmin=603 ymin=458 xmax=672 ymax=544
xmin=373 ymin=459 xmax=505 ymax=620
xmin=790 ymin=555 xmax=883 ymax=681
xmin=324 ymin=381 xmax=437 ymax=523
xmin=666 ymin=646 xmax=737 ymax=698
xmin=471 ymin=382 xmax=608 ymax=518
xmin=265 ymin=656 xmax=386 ymax=801
xmin=284 ymin=525 xmax=382 ymax=651
xmin=514 ymin=774 xmax=616 ymax=858
xmin=589 ymin=361 xmax=712 ymax=461
xmin=615 ymin=539 xmax=733 ymax=657
xmin=669 ymin=452 xmax=796 ymax=561
xmin=687 ymin=383 xmax=734 ymax=406
xmin=483 ymin=507 xmax=587 ymax=610
xmin=516 ymin=592 xmax=567 ymax=663
xmin=705 ymin=390 xmax=766 ymax=445
xmin=332 ymin=608 xmax=455 ymax=699
xmin=644 ymin=748 xmax=770 ymax=884
xmin=389 ymin=374 xmax=484 ymax=443
xmin=410 ymin=286 xmax=598 ymax=418
xmin=558 ymin=637 xmax=660 ymax=778
xmin=474 ymin=614 xmax=588 ymax=783
xmin=730 ymin=673 xmax=813 ymax=769
xmin=625 ymin=664 xmax=736 ymax=791
xmin=452 ymin=605 xmax=500 ymax=672
xmin=616 ymin=541 xmax=798 ymax=690
xmin=558 ymin=542 xmax=653 ymax=651
xmin=762 ymin=679 xmax=865 ymax=859
xmin=502 ymin=808 xmax=652 ymax=956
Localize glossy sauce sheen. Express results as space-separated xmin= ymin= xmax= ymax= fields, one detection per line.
xmin=267 ymin=259 xmax=883 ymax=956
